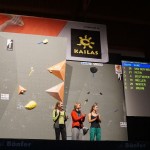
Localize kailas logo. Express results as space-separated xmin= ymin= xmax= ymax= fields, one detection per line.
xmin=71 ymin=29 xmax=101 ymax=59
xmin=77 ymin=35 xmax=95 ymax=49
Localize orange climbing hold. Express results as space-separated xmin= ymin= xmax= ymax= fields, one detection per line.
xmin=48 ymin=60 xmax=66 ymax=81
xmin=18 ymin=85 xmax=27 ymax=94
xmin=46 ymin=82 xmax=64 ymax=102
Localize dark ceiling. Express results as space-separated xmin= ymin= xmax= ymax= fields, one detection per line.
xmin=0 ymin=0 xmax=150 ymax=55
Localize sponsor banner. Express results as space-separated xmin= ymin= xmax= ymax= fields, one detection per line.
xmin=0 ymin=13 xmax=109 ymax=63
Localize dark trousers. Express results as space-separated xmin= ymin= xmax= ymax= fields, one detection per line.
xmin=55 ymin=124 xmax=66 ymax=140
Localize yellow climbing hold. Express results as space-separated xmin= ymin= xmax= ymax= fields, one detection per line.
xmin=25 ymin=100 xmax=37 ymax=110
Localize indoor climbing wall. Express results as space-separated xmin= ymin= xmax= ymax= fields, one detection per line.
xmin=0 ymin=32 xmax=127 ymax=141
xmin=64 ymin=61 xmax=128 ymax=141
xmin=0 ymin=32 xmax=67 ymax=139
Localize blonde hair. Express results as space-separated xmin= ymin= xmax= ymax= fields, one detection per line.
xmin=74 ymin=102 xmax=81 ymax=110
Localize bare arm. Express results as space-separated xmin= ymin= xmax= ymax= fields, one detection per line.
xmin=0 ymin=15 xmax=24 ymax=32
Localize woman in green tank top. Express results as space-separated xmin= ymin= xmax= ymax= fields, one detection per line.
xmin=52 ymin=101 xmax=68 ymax=140
xmin=88 ymin=103 xmax=101 ymax=141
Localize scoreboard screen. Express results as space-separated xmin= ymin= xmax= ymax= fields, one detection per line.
xmin=122 ymin=61 xmax=150 ymax=117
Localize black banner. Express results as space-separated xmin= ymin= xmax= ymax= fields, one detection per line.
xmin=71 ymin=29 xmax=101 ymax=59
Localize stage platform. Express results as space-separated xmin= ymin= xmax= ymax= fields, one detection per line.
xmin=0 ymin=139 xmax=149 ymax=150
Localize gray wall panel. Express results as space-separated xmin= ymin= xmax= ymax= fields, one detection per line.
xmin=0 ymin=32 xmax=67 ymax=139
xmin=0 ymin=32 xmax=127 ymax=141
xmin=64 ymin=61 xmax=128 ymax=141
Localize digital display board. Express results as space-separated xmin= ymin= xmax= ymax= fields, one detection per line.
xmin=122 ymin=61 xmax=150 ymax=117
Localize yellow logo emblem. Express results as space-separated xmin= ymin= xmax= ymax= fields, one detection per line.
xmin=77 ymin=35 xmax=95 ymax=49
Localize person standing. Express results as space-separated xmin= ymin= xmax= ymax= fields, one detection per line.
xmin=71 ymin=102 xmax=86 ymax=140
xmin=52 ymin=101 xmax=68 ymax=140
xmin=88 ymin=103 xmax=101 ymax=141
